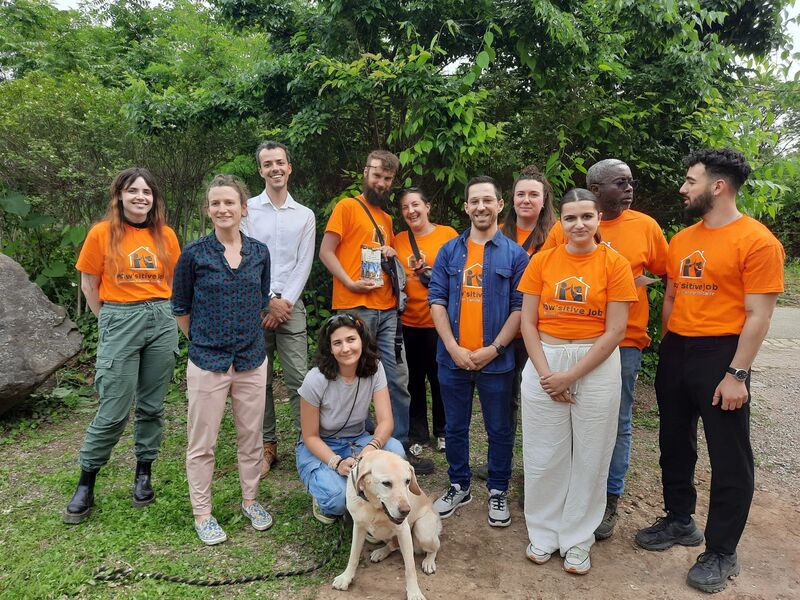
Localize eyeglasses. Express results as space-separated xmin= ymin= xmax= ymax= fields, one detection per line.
xmin=598 ymin=178 xmax=639 ymax=190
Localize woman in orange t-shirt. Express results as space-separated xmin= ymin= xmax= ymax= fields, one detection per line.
xmin=518 ymin=189 xmax=636 ymax=574
xmin=392 ymin=188 xmax=457 ymax=453
xmin=64 ymin=168 xmax=180 ymax=525
xmin=501 ymin=165 xmax=556 ymax=256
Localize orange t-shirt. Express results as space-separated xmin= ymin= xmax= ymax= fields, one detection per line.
xmin=666 ymin=215 xmax=785 ymax=337
xmin=518 ymin=244 xmax=637 ymax=339
xmin=542 ymin=210 xmax=668 ymax=348
xmin=393 ymin=224 xmax=458 ymax=328
xmin=325 ymin=195 xmax=396 ymax=310
xmin=458 ymin=239 xmax=485 ymax=350
xmin=515 ymin=226 xmax=535 ymax=255
xmin=76 ymin=221 xmax=181 ymax=303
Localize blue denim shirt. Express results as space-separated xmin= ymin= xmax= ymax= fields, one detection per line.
xmin=172 ymin=232 xmax=270 ymax=373
xmin=428 ymin=228 xmax=528 ymax=373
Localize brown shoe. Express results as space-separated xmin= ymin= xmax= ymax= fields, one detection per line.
xmin=260 ymin=442 xmax=278 ymax=479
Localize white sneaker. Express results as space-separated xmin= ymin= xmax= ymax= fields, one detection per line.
xmin=408 ymin=443 xmax=424 ymax=457
xmin=487 ymin=489 xmax=511 ymax=527
xmin=526 ymin=543 xmax=552 ymax=564
xmin=436 ymin=437 xmax=446 ymax=452
xmin=563 ymin=546 xmax=591 ymax=574
xmin=433 ymin=483 xmax=472 ymax=518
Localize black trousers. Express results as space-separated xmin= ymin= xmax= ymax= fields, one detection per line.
xmin=403 ymin=326 xmax=446 ymax=442
xmin=655 ymin=332 xmax=754 ymax=555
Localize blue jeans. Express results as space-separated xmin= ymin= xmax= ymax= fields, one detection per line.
xmin=438 ymin=366 xmax=514 ymax=492
xmin=607 ymin=346 xmax=642 ymax=496
xmin=295 ymin=433 xmax=405 ymax=516
xmin=346 ymin=308 xmax=411 ymax=446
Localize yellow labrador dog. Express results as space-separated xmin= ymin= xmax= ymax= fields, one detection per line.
xmin=332 ymin=449 xmax=442 ymax=600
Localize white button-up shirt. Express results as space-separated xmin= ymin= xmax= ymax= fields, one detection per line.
xmin=244 ymin=191 xmax=316 ymax=305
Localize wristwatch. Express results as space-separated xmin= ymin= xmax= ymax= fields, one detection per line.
xmin=726 ymin=367 xmax=749 ymax=382
xmin=492 ymin=342 xmax=506 ymax=355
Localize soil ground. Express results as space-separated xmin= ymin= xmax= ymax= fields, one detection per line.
xmin=316 ymin=307 xmax=800 ymax=600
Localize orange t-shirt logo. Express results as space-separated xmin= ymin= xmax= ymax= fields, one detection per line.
xmin=371 ymin=225 xmax=388 ymax=246
xmin=463 ymin=263 xmax=483 ymax=290
xmin=406 ymin=251 xmax=427 ymax=270
xmin=554 ymin=276 xmax=589 ymax=304
xmin=679 ymin=250 xmax=706 ymax=279
xmin=129 ymin=246 xmax=158 ymax=270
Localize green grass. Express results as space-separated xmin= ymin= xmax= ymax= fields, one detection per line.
xmin=0 ymin=377 xmax=345 ymax=599
xmin=1 ymin=364 xmax=614 ymax=599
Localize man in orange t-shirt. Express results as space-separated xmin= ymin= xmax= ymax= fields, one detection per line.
xmin=319 ymin=150 xmax=434 ymax=474
xmin=428 ymin=176 xmax=529 ymax=527
xmin=634 ymin=149 xmax=785 ymax=594
xmin=543 ymin=158 xmax=669 ymax=540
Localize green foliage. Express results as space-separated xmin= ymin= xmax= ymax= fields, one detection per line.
xmin=0 ymin=191 xmax=87 ymax=312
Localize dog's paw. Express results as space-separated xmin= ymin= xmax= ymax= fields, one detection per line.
xmin=332 ymin=573 xmax=352 ymax=591
xmin=421 ymin=555 xmax=437 ymax=575
xmin=369 ymin=545 xmax=393 ymax=563
xmin=406 ymin=588 xmax=427 ymax=600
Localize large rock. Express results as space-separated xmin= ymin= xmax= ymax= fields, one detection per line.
xmin=0 ymin=254 xmax=82 ymax=414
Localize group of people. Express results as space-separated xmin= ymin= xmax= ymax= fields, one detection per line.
xmin=62 ymin=143 xmax=784 ymax=595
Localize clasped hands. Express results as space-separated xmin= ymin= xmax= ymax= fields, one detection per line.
xmin=539 ymin=371 xmax=576 ymax=404
xmin=450 ymin=345 xmax=499 ymax=372
xmin=261 ymin=296 xmax=293 ymax=330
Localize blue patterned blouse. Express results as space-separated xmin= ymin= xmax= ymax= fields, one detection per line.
xmin=172 ymin=232 xmax=271 ymax=373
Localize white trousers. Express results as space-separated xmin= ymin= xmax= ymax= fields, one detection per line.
xmin=521 ymin=343 xmax=621 ymax=554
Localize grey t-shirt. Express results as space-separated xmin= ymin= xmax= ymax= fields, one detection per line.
xmin=298 ymin=362 xmax=388 ymax=438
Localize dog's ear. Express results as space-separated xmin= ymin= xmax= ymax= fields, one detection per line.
xmin=355 ymin=461 xmax=372 ymax=494
xmin=408 ymin=464 xmax=422 ymax=496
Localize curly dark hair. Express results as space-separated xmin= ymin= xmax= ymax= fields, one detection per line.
xmin=684 ymin=148 xmax=752 ymax=192
xmin=314 ymin=313 xmax=381 ymax=380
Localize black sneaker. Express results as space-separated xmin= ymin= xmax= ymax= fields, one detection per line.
xmin=686 ymin=551 xmax=740 ymax=593
xmin=635 ymin=514 xmax=704 ymax=551
xmin=594 ymin=493 xmax=619 ymax=540
xmin=408 ymin=454 xmax=435 ymax=475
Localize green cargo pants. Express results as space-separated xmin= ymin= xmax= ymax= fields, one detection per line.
xmin=262 ymin=299 xmax=308 ymax=442
xmin=79 ymin=300 xmax=178 ymax=472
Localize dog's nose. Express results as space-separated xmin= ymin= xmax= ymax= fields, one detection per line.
xmin=398 ymin=507 xmax=410 ymax=518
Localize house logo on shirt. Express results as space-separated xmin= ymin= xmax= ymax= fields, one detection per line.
xmin=679 ymin=250 xmax=706 ymax=279
xmin=129 ymin=246 xmax=158 ymax=270
xmin=406 ymin=252 xmax=427 ymax=271
xmin=554 ymin=276 xmax=588 ymax=304
xmin=463 ymin=263 xmax=483 ymax=288
xmin=462 ymin=263 xmax=482 ymax=303
xmin=675 ymin=249 xmax=718 ymax=296
xmin=370 ymin=225 xmax=388 ymax=246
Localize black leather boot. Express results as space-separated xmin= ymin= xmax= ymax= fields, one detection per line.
xmin=132 ymin=460 xmax=155 ymax=508
xmin=63 ymin=469 xmax=97 ymax=524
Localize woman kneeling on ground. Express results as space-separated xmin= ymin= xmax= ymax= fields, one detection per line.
xmin=172 ymin=175 xmax=274 ymax=545
xmin=65 ymin=167 xmax=180 ymax=524
xmin=519 ymin=188 xmax=636 ymax=574
xmin=296 ymin=313 xmax=406 ymax=523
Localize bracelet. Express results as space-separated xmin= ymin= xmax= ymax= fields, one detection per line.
xmin=327 ymin=454 xmax=342 ymax=469
xmin=334 ymin=456 xmax=346 ymax=472
xmin=367 ymin=438 xmax=382 ymax=450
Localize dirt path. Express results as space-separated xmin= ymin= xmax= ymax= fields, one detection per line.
xmin=316 ymin=308 xmax=800 ymax=600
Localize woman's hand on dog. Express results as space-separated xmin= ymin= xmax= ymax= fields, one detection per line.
xmin=337 ymin=456 xmax=357 ymax=476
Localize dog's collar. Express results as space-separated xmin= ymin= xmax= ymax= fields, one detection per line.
xmin=349 ymin=458 xmax=369 ymax=502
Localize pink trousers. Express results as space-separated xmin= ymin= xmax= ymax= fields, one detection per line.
xmin=186 ymin=359 xmax=268 ymax=516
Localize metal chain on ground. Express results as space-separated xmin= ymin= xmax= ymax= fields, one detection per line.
xmin=92 ymin=519 xmax=346 ymax=587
